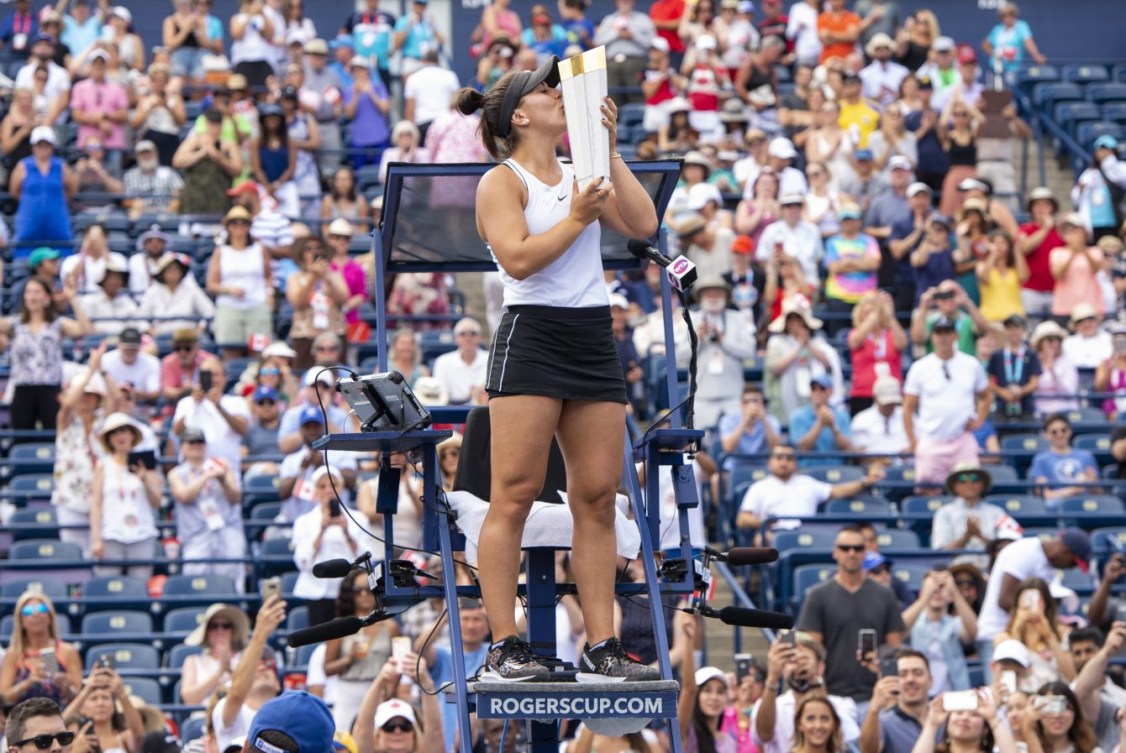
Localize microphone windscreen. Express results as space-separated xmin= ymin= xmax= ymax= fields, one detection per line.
xmin=724 ymin=547 xmax=779 ymax=567
xmin=312 ymin=558 xmax=354 ymax=578
xmin=286 ymin=616 xmax=363 ymax=647
xmin=626 ymin=239 xmax=651 ymax=260
xmin=717 ymin=607 xmax=795 ymax=631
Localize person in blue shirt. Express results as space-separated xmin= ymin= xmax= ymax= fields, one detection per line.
xmin=0 ymin=0 xmax=37 ymax=59
xmin=558 ymin=0 xmax=594 ymax=50
xmin=328 ymin=35 xmax=355 ymax=90
xmin=392 ymin=0 xmax=445 ymax=79
xmin=981 ymin=2 xmax=1045 ymax=84
xmin=790 ymin=374 xmax=852 ymax=452
xmin=1029 ymin=413 xmax=1099 ymax=506
xmin=344 ymin=0 xmax=396 ymax=84
xmin=719 ymin=383 xmax=781 ymax=471
xmin=986 ymin=314 xmax=1040 ymax=419
xmin=416 ymin=598 xmax=490 ymax=753
xmin=59 ymin=0 xmax=102 ymax=59
xmin=910 ymin=213 xmax=956 ymax=304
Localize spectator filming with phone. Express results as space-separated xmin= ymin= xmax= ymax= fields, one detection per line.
xmin=61 ymin=665 xmax=145 ymax=753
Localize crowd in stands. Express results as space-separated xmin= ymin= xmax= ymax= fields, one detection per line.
xmin=0 ymin=0 xmax=1126 ymax=752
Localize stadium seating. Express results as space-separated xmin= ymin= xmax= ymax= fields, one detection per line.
xmin=84 ymin=643 xmax=161 ymax=672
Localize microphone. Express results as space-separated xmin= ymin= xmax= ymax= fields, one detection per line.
xmin=627 ymin=239 xmax=699 ymax=292
xmin=287 ymin=616 xmax=362 ymax=647
xmin=704 ymin=547 xmax=779 ymax=567
xmin=697 ymin=605 xmax=795 ymax=631
xmin=312 ymin=559 xmax=354 ymax=578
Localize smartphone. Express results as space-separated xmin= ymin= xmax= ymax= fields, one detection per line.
xmin=1114 ymin=603 xmax=1126 ymax=625
xmin=40 ymin=647 xmax=58 ymax=675
xmin=96 ymin=654 xmax=114 ymax=670
xmin=127 ymin=450 xmax=158 ymax=470
xmin=260 ymin=577 xmax=281 ymax=601
xmin=392 ymin=636 xmax=412 ymax=672
xmin=780 ymin=630 xmax=797 ymax=648
xmin=1000 ymin=670 xmax=1017 ymax=697
xmin=199 ymin=370 xmax=213 ymax=393
xmin=858 ymin=629 xmax=877 ymax=658
xmin=328 ymin=498 xmax=341 ymax=518
xmin=1020 ymin=590 xmax=1042 ymax=612
xmin=735 ymin=653 xmax=753 ymax=684
xmin=880 ymin=656 xmax=899 ymax=678
xmin=1036 ymin=695 xmax=1067 ymax=715
xmin=943 ymin=690 xmax=979 ymax=712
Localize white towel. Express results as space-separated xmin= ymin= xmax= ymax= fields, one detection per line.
xmin=444 ymin=490 xmax=641 ymax=565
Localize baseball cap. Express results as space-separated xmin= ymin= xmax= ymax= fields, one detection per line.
xmin=736 ymin=0 xmax=754 ymax=10
xmin=89 ymin=49 xmax=110 ymax=63
xmin=182 ymin=428 xmax=206 ymax=444
xmin=135 ymin=139 xmax=157 ymax=154
xmin=28 ymin=246 xmax=60 ymax=270
xmin=254 ymin=386 xmax=279 ymax=403
xmin=838 ymin=205 xmax=863 ymax=220
xmin=30 ymin=125 xmax=56 ymax=146
xmin=247 ymin=691 xmax=335 ymax=753
xmin=929 ymin=213 xmax=953 ymax=229
xmin=608 ymin=293 xmax=629 ymax=310
xmin=119 ymin=327 xmax=142 ymax=347
xmin=1003 ymin=313 xmax=1028 ymax=328
xmin=298 ymin=405 xmax=325 ymax=427
xmin=373 ymin=699 xmax=418 ymax=729
xmin=302 ymin=369 xmax=335 ymax=388
xmin=810 ymin=374 xmax=833 ymax=390
xmin=991 ymin=639 xmax=1030 ymax=668
xmin=906 ymin=182 xmax=933 ymax=198
xmin=1094 ymin=135 xmax=1119 ymax=151
xmin=957 ymin=177 xmax=988 ymax=193
xmin=932 ymin=36 xmax=955 ymax=52
xmin=862 ymin=551 xmax=888 ymax=571
xmin=853 ymin=148 xmax=874 ymax=162
xmin=1059 ymin=528 xmax=1091 ymax=573
xmin=768 ymin=137 xmax=797 ymax=159
xmin=694 ymin=666 xmax=730 ymax=689
xmin=873 ymin=377 xmax=902 ymax=405
xmin=956 ymin=44 xmax=977 ymax=65
xmin=650 ymin=37 xmax=669 ymax=53
xmin=888 ymin=155 xmax=913 ymax=172
xmin=304 ymin=38 xmax=328 ymax=55
xmin=226 ymin=180 xmax=261 ymax=198
xmin=931 ymin=316 xmax=957 ymax=332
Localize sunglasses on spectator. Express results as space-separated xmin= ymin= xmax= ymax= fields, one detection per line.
xmin=381 ymin=722 xmax=413 ymax=734
xmin=953 ymin=473 xmax=983 ymax=483
xmin=456 ymin=330 xmax=480 ymax=337
xmin=229 ymin=219 xmax=250 ymax=227
xmin=1046 ymin=427 xmax=1070 ymax=436
xmin=260 ymin=367 xmax=280 ymax=376
xmin=185 ymin=438 xmax=206 ymax=445
xmin=954 ymin=579 xmax=975 ymax=587
xmin=21 ymin=603 xmax=49 ymax=616
xmin=13 ymin=733 xmax=76 ymax=750
xmin=836 ymin=544 xmax=865 ymax=552
xmin=176 ymin=344 xmax=197 ymax=352
xmin=314 ymin=345 xmax=339 ymax=352
xmin=257 ymin=399 xmax=277 ymax=406
xmin=208 ymin=622 xmax=234 ymax=631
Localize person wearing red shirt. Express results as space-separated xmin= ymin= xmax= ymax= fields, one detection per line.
xmin=648 ymin=0 xmax=685 ymax=66
xmin=1016 ymin=187 xmax=1063 ymax=324
xmin=757 ymin=0 xmax=790 ymax=54
xmin=816 ymin=0 xmax=860 ymax=64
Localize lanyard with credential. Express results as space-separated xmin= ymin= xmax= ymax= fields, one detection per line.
xmin=1003 ymin=347 xmax=1024 ymax=385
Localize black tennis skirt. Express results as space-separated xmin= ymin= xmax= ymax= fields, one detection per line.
xmin=486 ymin=304 xmax=628 ymax=404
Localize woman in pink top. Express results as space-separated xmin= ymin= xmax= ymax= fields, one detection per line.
xmin=324 ymin=217 xmax=368 ymax=326
xmin=1049 ymin=213 xmax=1105 ymax=320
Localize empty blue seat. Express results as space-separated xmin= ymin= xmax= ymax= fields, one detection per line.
xmin=7 ymin=443 xmax=57 ymax=476
xmin=983 ymin=494 xmax=1050 ymax=522
xmin=165 ymin=643 xmax=204 ymax=670
xmin=1001 ymin=434 xmax=1050 ymax=454
xmin=1059 ymin=495 xmax=1125 ymax=529
xmin=84 ymin=643 xmax=160 ymax=671
xmin=1018 ymin=65 xmax=1059 ymax=97
xmin=120 ymin=676 xmax=163 ymax=706
xmin=1063 ymin=64 xmax=1109 ymax=85
xmin=877 ymin=529 xmax=920 ymax=549
xmin=891 ymin=562 xmax=932 ymax=596
xmin=81 ymin=576 xmax=150 ymax=611
xmin=1087 ymin=82 xmax=1126 ymax=104
xmin=8 ymin=474 xmax=57 ymax=505
xmin=791 ymin=563 xmax=835 ymax=611
xmin=1034 ymin=82 xmax=1083 ymax=111
xmin=1 ymin=579 xmax=69 ymax=601
xmin=258 ymin=538 xmax=298 ymax=577
xmin=805 ymin=466 xmax=863 ymax=485
xmin=1077 ymin=122 xmax=1124 ymax=149
xmin=244 ymin=474 xmax=282 ymax=507
xmin=825 ymin=498 xmax=892 ymax=516
xmin=982 ymin=464 xmax=1019 ymax=483
xmin=161 ymin=574 xmax=237 ymax=599
xmin=180 ymin=718 xmax=206 ymax=744
xmin=285 ymin=605 xmax=310 ymax=634
xmin=8 ymin=507 xmax=59 ymax=541
xmin=1114 ymin=64 xmax=1126 ymax=84
xmin=1074 ymin=434 xmax=1113 ymax=463
xmin=1101 ymin=103 xmax=1126 ymax=123
xmin=773 ymin=529 xmax=838 ymax=553
xmin=10 ymin=539 xmax=83 ymax=562
xmin=81 ymin=611 xmax=153 ymax=636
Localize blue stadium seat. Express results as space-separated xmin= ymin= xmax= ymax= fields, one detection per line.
xmin=791 ymin=563 xmax=835 ymax=611
xmin=1001 ymin=434 xmax=1049 ymax=454
xmin=805 ymin=466 xmax=863 ymax=484
xmin=7 ymin=443 xmax=57 ymax=476
xmin=9 ymin=539 xmax=83 ymax=562
xmin=1062 ymin=64 xmax=1109 ymax=85
xmin=244 ymin=474 xmax=282 ymax=508
xmin=258 ymin=537 xmax=298 ymax=577
xmin=618 ymin=102 xmax=645 ymax=130
xmin=1059 ymin=566 xmax=1095 ymax=595
xmin=1074 ymin=434 xmax=1113 ymax=464
xmin=120 ymin=677 xmax=163 ymax=706
xmin=1 ymin=612 xmax=72 ymax=640
xmin=166 ymin=643 xmax=203 ymax=670
xmin=1114 ymin=64 xmax=1126 ymax=84
xmin=1091 ymin=527 xmax=1126 ymax=555
xmin=981 ymin=464 xmax=1019 ymax=483
xmin=729 ymin=466 xmax=768 ymax=496
xmin=1076 ymin=122 xmax=1124 ymax=149
xmin=1087 ymin=82 xmax=1126 ymax=105
xmin=1033 ymin=82 xmax=1083 ymax=112
xmin=1101 ymin=103 xmax=1126 ymax=123
xmin=419 ymin=330 xmax=457 ymax=365
xmin=8 ymin=507 xmax=59 ymax=541
xmin=81 ymin=611 xmax=154 ymax=637
xmin=983 ymin=494 xmax=1052 ymax=524
xmin=1059 ymin=495 xmax=1125 ymax=529
xmin=880 ymin=465 xmax=916 ymax=501
xmin=773 ymin=529 xmax=838 ymax=553
xmin=81 ymin=576 xmax=151 ymax=612
xmin=825 ymin=498 xmax=892 ymax=516
xmin=877 ymin=530 xmax=920 ymax=549
xmin=1018 ymin=65 xmax=1059 ymax=97
xmin=291 ymin=643 xmax=319 ymax=668
xmin=161 ymin=574 xmax=237 ymax=601
xmin=890 ymin=562 xmax=932 ymax=596
xmin=1 ymin=579 xmax=69 ymax=602
xmin=286 ymin=605 xmax=310 ymax=634
xmin=281 ymin=571 xmax=301 ymax=600
xmin=84 ymin=643 xmax=160 ymax=671
xmin=163 ymin=607 xmax=206 ymax=635
xmin=8 ymin=474 xmax=57 ymax=505
xmin=180 ymin=718 xmax=206 ymax=744
xmin=247 ymin=502 xmax=283 ymax=542
xmin=901 ymin=495 xmax=953 ymax=544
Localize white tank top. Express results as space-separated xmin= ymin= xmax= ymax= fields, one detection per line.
xmin=216 ymin=243 xmax=267 ymax=309
xmin=99 ymin=460 xmax=158 ymax=544
xmin=231 ymin=13 xmax=271 ymax=65
xmin=490 ymin=159 xmax=607 ymax=309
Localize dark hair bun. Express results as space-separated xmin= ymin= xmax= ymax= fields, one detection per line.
xmin=455 ymin=88 xmax=485 ymax=116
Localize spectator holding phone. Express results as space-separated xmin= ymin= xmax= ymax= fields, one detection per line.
xmin=291 ymin=465 xmax=370 ymax=626
xmin=994 ymin=579 xmax=1075 ymax=691
xmin=0 ymin=592 xmax=82 ymax=706
xmin=910 ymin=690 xmax=1018 ymax=753
xmin=61 ymin=666 xmax=144 ymax=753
xmin=277 ymin=406 xmax=357 ymax=523
xmin=168 ymin=428 xmax=246 ymax=590
xmin=1087 ymin=553 xmax=1126 ymax=632
xmin=677 ymin=611 xmax=741 ymax=753
xmin=753 ymin=631 xmax=861 ymax=753
xmin=860 ymin=650 xmax=934 ymax=753
xmin=902 ymin=570 xmax=977 ymax=693
xmin=171 ymin=358 xmax=250 ymax=478
xmin=1031 ymin=684 xmax=1100 ymax=753
xmin=90 ymin=413 xmax=162 ymax=579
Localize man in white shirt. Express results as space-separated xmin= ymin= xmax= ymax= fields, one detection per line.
xmin=80 ymin=258 xmax=141 ymax=336
xmin=902 ymin=316 xmax=990 ymax=489
xmin=763 ymin=138 xmax=808 ymax=197
xmin=128 ymin=226 xmax=172 ymax=296
xmin=433 ymin=317 xmax=489 ymax=405
xmin=859 ymin=33 xmax=908 ymax=108
xmin=403 ymin=48 xmax=459 ymax=139
xmin=211 ymin=595 xmax=286 ymax=751
xmin=753 ymin=633 xmax=861 ymax=753
xmin=850 ymin=376 xmax=909 ymax=456
xmin=14 ymin=33 xmax=70 ymax=124
xmin=975 ymin=528 xmax=1090 ymax=669
xmin=101 ymin=327 xmax=160 ymax=403
xmin=1062 ymin=303 xmax=1112 ymax=369
xmin=172 ymin=358 xmax=250 ymax=478
xmin=755 ymin=195 xmax=824 ymax=284
xmin=736 ymin=445 xmax=884 ymax=536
